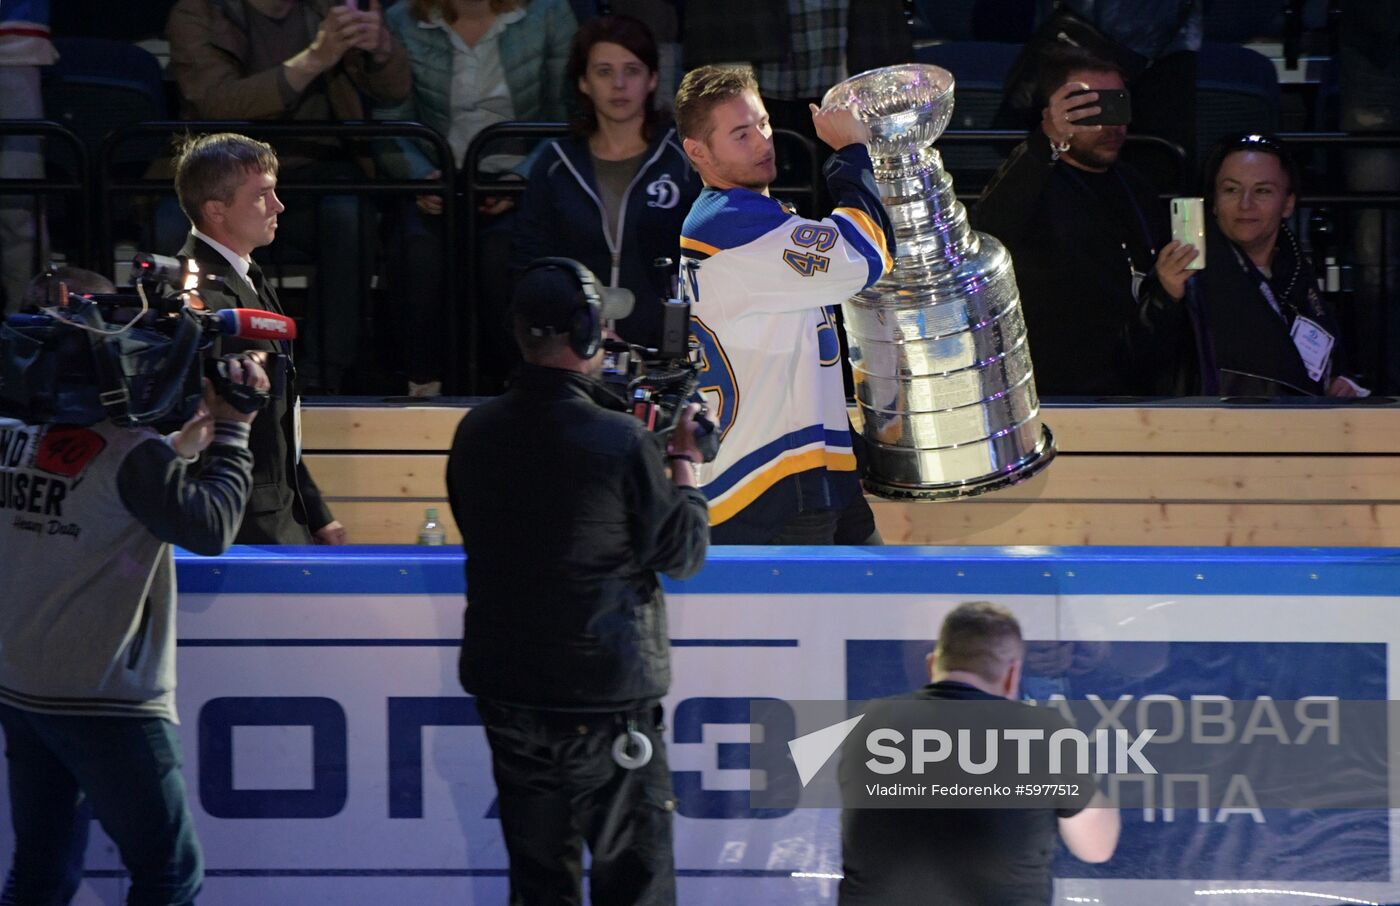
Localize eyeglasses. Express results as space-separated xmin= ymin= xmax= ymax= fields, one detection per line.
xmin=1227 ymin=133 xmax=1285 ymax=155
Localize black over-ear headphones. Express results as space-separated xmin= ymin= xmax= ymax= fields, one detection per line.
xmin=522 ymin=257 xmax=604 ymax=359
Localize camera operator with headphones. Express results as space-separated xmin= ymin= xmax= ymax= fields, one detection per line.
xmin=446 ymin=258 xmax=709 ymax=906
xmin=0 ymin=276 xmax=269 ymax=904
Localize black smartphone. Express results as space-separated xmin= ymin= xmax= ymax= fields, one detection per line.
xmin=1069 ymin=88 xmax=1132 ymax=126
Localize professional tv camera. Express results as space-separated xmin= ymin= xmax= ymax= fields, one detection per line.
xmin=600 ymin=258 xmax=719 ymax=463
xmin=0 ymin=254 xmax=295 ymax=428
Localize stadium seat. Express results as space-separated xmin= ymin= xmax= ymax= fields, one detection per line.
xmin=915 ymin=41 xmax=1023 ymax=193
xmin=1196 ymin=41 xmax=1281 ymax=163
xmin=910 ymin=0 xmax=977 ymax=41
xmin=41 ymin=37 xmax=170 ymax=267
xmin=1203 ymin=1 xmax=1281 ymax=42
xmin=42 ymin=37 xmax=167 ymax=170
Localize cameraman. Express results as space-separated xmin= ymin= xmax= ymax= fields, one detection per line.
xmin=0 ymin=344 xmax=267 ymax=904
xmin=446 ymin=260 xmax=708 ymax=905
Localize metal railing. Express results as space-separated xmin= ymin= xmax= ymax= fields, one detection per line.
xmin=8 ymin=115 xmax=1396 ymax=395
xmin=96 ymin=120 xmax=457 ymax=392
xmin=1277 ymin=132 xmax=1400 ymax=392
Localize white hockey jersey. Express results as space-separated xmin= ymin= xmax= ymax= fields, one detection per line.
xmin=680 ymin=145 xmax=894 ymax=541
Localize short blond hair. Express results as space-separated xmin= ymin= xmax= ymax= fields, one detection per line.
xmin=674 ymin=65 xmax=760 ymax=143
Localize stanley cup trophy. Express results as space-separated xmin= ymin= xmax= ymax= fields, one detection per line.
xmin=822 ymin=64 xmax=1055 ymax=499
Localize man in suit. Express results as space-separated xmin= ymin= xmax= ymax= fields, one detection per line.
xmin=173 ymin=131 xmax=345 ymax=545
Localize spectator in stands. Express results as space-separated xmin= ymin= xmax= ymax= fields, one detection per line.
xmin=1000 ymin=0 xmax=1200 ymax=189
xmin=511 ymin=15 xmax=700 ymax=351
xmin=974 ymin=46 xmax=1197 ymax=397
xmin=609 ymin=0 xmax=680 ymax=109
xmin=374 ymin=0 xmax=576 ymax=397
xmin=166 ymin=0 xmax=411 ymax=393
xmin=0 ymin=0 xmax=56 ymax=315
xmin=1145 ymin=133 xmax=1366 ymax=397
xmin=1053 ymin=0 xmax=1200 ymax=178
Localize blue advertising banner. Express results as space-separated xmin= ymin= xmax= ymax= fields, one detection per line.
xmin=1 ymin=546 xmax=1397 ymax=905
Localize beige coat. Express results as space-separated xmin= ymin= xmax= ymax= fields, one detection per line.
xmin=166 ymin=0 xmax=410 ymax=123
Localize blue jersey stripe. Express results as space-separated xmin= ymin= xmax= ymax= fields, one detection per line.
xmin=702 ymin=424 xmax=853 ymax=499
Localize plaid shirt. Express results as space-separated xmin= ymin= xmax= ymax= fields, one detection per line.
xmin=755 ymin=0 xmax=849 ymax=100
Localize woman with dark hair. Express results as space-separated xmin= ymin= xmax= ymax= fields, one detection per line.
xmin=374 ymin=0 xmax=577 ymax=395
xmin=1159 ymin=133 xmax=1365 ymax=396
xmin=511 ymin=14 xmax=701 ymax=350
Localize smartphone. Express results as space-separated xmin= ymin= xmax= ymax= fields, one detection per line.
xmin=1069 ymin=88 xmax=1132 ymax=126
xmin=1171 ymin=197 xmax=1206 ymax=270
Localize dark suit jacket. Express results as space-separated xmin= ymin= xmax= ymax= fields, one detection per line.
xmin=180 ymin=235 xmax=333 ymax=544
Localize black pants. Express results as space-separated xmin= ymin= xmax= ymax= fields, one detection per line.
xmin=768 ymin=491 xmax=883 ymax=545
xmin=383 ymin=178 xmax=518 ymax=390
xmin=476 ymin=700 xmax=677 ymax=906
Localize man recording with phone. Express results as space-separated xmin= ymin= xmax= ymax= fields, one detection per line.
xmin=0 ymin=280 xmax=269 ymax=903
xmin=975 ymin=45 xmax=1198 ymax=397
xmin=446 ymin=259 xmax=709 ymax=905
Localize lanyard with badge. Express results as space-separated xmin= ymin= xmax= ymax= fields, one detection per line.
xmin=1231 ymin=243 xmax=1333 ymax=383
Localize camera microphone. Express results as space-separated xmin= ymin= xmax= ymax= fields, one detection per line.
xmin=211 ymin=308 xmax=298 ymax=341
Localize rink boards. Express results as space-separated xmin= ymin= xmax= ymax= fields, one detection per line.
xmin=4 ymin=545 xmax=1399 ymax=905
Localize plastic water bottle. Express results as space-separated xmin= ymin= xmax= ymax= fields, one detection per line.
xmin=418 ymin=507 xmax=446 ymax=546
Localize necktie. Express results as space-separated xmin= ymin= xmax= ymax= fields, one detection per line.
xmin=246 ymin=261 xmax=265 ymax=299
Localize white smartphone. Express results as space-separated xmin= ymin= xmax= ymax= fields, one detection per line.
xmin=1170 ymin=197 xmax=1206 ymax=270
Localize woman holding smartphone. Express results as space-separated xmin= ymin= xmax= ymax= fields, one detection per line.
xmin=1150 ymin=133 xmax=1365 ymax=397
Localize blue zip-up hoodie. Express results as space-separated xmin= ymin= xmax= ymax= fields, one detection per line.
xmin=511 ymin=127 xmax=702 ymax=349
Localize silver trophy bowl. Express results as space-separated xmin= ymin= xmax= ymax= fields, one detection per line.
xmin=820 ymin=64 xmax=955 ymax=159
xmin=821 ymin=64 xmax=1055 ymax=500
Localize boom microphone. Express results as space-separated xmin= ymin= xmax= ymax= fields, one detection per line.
xmin=211 ymin=308 xmax=298 ymax=341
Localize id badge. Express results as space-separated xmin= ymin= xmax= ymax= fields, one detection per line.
xmin=293 ymin=397 xmax=304 ymax=464
xmin=1130 ymin=268 xmax=1145 ymax=301
xmin=1289 ymin=315 xmax=1334 ymax=382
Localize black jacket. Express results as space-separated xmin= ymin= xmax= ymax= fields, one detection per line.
xmin=179 ymin=235 xmax=334 ymax=543
xmin=446 ymin=365 xmax=709 ymax=710
xmin=974 ymin=129 xmax=1191 ymax=397
xmin=1170 ymin=221 xmax=1352 ymax=396
xmin=511 ymin=128 xmax=702 ymax=349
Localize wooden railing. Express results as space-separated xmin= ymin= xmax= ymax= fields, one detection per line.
xmin=304 ymin=401 xmax=1400 ymax=547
